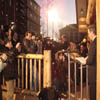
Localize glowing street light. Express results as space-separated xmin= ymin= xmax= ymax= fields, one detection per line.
xmin=48 ymin=8 xmax=60 ymax=39
xmin=48 ymin=8 xmax=59 ymax=23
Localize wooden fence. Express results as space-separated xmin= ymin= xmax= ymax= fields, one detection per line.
xmin=2 ymin=50 xmax=51 ymax=93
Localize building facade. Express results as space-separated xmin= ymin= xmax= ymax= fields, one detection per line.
xmin=27 ymin=0 xmax=40 ymax=35
xmin=0 ymin=0 xmax=40 ymax=34
xmin=76 ymin=0 xmax=88 ymax=32
xmin=59 ymin=24 xmax=85 ymax=43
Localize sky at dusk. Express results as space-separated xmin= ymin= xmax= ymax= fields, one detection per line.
xmin=36 ymin=0 xmax=77 ymax=26
xmin=36 ymin=0 xmax=77 ymax=38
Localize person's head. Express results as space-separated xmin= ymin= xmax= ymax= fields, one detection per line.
xmin=32 ymin=34 xmax=36 ymax=40
xmin=57 ymin=52 xmax=66 ymax=61
xmin=4 ymin=39 xmax=13 ymax=49
xmin=88 ymin=25 xmax=96 ymax=41
xmin=58 ymin=53 xmax=63 ymax=60
xmin=25 ymin=32 xmax=32 ymax=40
xmin=70 ymin=42 xmax=77 ymax=49
xmin=61 ymin=34 xmax=67 ymax=43
xmin=80 ymin=43 xmax=86 ymax=51
xmin=47 ymin=39 xmax=51 ymax=44
xmin=36 ymin=38 xmax=42 ymax=45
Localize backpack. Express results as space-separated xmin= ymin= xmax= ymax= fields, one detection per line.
xmin=39 ymin=87 xmax=59 ymax=100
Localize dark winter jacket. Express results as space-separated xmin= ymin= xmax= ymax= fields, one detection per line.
xmin=54 ymin=60 xmax=68 ymax=84
xmin=3 ymin=47 xmax=20 ymax=81
xmin=86 ymin=38 xmax=96 ymax=83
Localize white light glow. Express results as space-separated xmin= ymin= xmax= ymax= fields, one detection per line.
xmin=48 ymin=8 xmax=59 ymax=23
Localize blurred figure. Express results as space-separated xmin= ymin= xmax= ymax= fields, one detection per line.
xmin=36 ymin=38 xmax=43 ymax=54
xmin=53 ymin=51 xmax=68 ymax=94
xmin=86 ymin=25 xmax=97 ymax=100
xmin=12 ymin=32 xmax=19 ymax=47
xmin=2 ymin=39 xmax=21 ymax=100
xmin=59 ymin=35 xmax=69 ymax=51
xmin=69 ymin=42 xmax=79 ymax=53
xmin=30 ymin=34 xmax=37 ymax=54
xmin=44 ymin=38 xmax=52 ymax=50
xmin=86 ymin=41 xmax=91 ymax=51
xmin=79 ymin=43 xmax=88 ymax=57
xmin=0 ymin=27 xmax=4 ymax=45
xmin=22 ymin=31 xmax=32 ymax=53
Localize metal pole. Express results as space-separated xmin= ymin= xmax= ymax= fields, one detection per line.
xmin=80 ymin=64 xmax=83 ymax=100
xmin=74 ymin=61 xmax=77 ymax=99
xmin=86 ymin=65 xmax=88 ymax=100
xmin=68 ymin=53 xmax=71 ymax=100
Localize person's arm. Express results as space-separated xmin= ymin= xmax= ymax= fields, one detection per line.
xmin=16 ymin=42 xmax=21 ymax=52
xmin=0 ymin=53 xmax=8 ymax=62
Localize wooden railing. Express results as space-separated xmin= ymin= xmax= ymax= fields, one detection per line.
xmin=2 ymin=50 xmax=51 ymax=93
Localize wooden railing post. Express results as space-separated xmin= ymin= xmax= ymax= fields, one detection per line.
xmin=43 ymin=50 xmax=51 ymax=88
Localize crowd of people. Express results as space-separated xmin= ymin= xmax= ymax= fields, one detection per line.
xmin=0 ymin=25 xmax=70 ymax=100
xmin=0 ymin=24 xmax=96 ymax=100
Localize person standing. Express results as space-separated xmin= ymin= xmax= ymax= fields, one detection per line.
xmin=86 ymin=25 xmax=97 ymax=100
xmin=53 ymin=51 xmax=68 ymax=94
xmin=22 ymin=31 xmax=32 ymax=53
xmin=58 ymin=35 xmax=69 ymax=51
xmin=3 ymin=39 xmax=21 ymax=100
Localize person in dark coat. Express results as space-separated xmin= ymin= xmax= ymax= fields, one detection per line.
xmin=53 ymin=51 xmax=68 ymax=94
xmin=11 ymin=32 xmax=19 ymax=47
xmin=79 ymin=43 xmax=88 ymax=57
xmin=86 ymin=25 xmax=97 ymax=100
xmin=22 ymin=31 xmax=37 ymax=54
xmin=22 ymin=31 xmax=32 ymax=53
xmin=58 ymin=35 xmax=69 ymax=51
xmin=2 ymin=39 xmax=21 ymax=100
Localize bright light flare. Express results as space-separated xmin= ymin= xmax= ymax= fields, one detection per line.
xmin=48 ymin=8 xmax=59 ymax=23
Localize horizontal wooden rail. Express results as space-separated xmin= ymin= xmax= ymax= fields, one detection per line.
xmin=18 ymin=54 xmax=44 ymax=59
